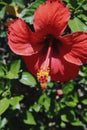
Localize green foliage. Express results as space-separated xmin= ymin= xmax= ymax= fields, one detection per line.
xmin=0 ymin=6 xmax=6 ymax=20
xmin=69 ymin=17 xmax=87 ymax=32
xmin=19 ymin=0 xmax=45 ymax=24
xmin=63 ymin=0 xmax=87 ymax=32
xmin=0 ymin=0 xmax=87 ymax=130
xmin=10 ymin=0 xmax=26 ymax=8
xmin=0 ymin=98 xmax=9 ymax=115
xmin=24 ymin=111 xmax=36 ymax=125
xmin=19 ymin=72 xmax=37 ymax=86
xmin=6 ymin=60 xmax=21 ymax=79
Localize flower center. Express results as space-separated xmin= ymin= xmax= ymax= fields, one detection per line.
xmin=37 ymin=40 xmax=52 ymax=89
xmin=37 ymin=67 xmax=50 ymax=90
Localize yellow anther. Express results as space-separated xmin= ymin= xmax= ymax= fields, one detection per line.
xmin=37 ymin=66 xmax=50 ymax=89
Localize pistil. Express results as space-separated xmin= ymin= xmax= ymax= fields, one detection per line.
xmin=37 ymin=41 xmax=52 ymax=89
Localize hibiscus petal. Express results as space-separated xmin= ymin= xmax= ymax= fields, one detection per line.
xmin=34 ymin=0 xmax=70 ymax=36
xmin=51 ymin=56 xmax=79 ymax=82
xmin=23 ymin=50 xmax=48 ymax=76
xmin=62 ymin=32 xmax=87 ymax=65
xmin=23 ymin=51 xmax=79 ymax=82
xmin=22 ymin=55 xmax=39 ymax=75
xmin=8 ymin=18 xmax=43 ymax=55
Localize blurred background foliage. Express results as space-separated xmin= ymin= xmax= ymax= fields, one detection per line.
xmin=0 ymin=0 xmax=87 ymax=130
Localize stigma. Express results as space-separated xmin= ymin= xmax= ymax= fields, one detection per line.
xmin=37 ymin=66 xmax=50 ymax=89
xmin=37 ymin=41 xmax=52 ymax=89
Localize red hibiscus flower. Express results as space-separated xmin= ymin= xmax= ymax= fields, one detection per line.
xmin=8 ymin=0 xmax=87 ymax=89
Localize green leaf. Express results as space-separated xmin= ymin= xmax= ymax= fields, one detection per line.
xmin=0 ymin=2 xmax=7 ymax=6
xmin=0 ymin=82 xmax=4 ymax=94
xmin=69 ymin=0 xmax=77 ymax=8
xmin=20 ymin=72 xmax=37 ymax=87
xmin=62 ymin=0 xmax=69 ymax=3
xmin=0 ymin=62 xmax=7 ymax=71
xmin=61 ymin=110 xmax=76 ymax=123
xmin=16 ymin=0 xmax=25 ymax=8
xmin=0 ymin=62 xmax=7 ymax=77
xmin=71 ymin=120 xmax=82 ymax=126
xmin=19 ymin=0 xmax=45 ymax=24
xmin=0 ymin=69 xmax=4 ymax=78
xmin=0 ymin=6 xmax=6 ymax=20
xmin=43 ymin=97 xmax=51 ymax=111
xmin=82 ymin=4 xmax=87 ymax=10
xmin=10 ymin=0 xmax=25 ymax=8
xmin=38 ymin=93 xmax=47 ymax=104
xmin=81 ymin=99 xmax=87 ymax=105
xmin=2 ymin=89 xmax=11 ymax=97
xmin=38 ymin=93 xmax=51 ymax=111
xmin=10 ymin=95 xmax=24 ymax=110
xmin=0 ymin=118 xmax=8 ymax=129
xmin=60 ymin=121 xmax=66 ymax=128
xmin=0 ymin=98 xmax=9 ymax=115
xmin=78 ymin=14 xmax=87 ymax=22
xmin=24 ymin=111 xmax=36 ymax=125
xmin=22 ymin=16 xmax=34 ymax=24
xmin=79 ymin=71 xmax=87 ymax=77
xmin=9 ymin=60 xmax=21 ymax=74
xmin=69 ymin=17 xmax=87 ymax=32
xmin=62 ymin=82 xmax=74 ymax=94
xmin=66 ymin=101 xmax=77 ymax=107
xmin=61 ymin=114 xmax=69 ymax=123
xmin=65 ymin=94 xmax=78 ymax=107
xmin=0 ymin=31 xmax=6 ymax=38
xmin=20 ymin=0 xmax=45 ymax=17
xmin=6 ymin=60 xmax=21 ymax=79
xmin=83 ymin=109 xmax=87 ymax=122
xmin=31 ymin=103 xmax=41 ymax=112
xmin=47 ymin=82 xmax=54 ymax=88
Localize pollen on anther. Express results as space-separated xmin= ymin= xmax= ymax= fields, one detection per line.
xmin=37 ymin=67 xmax=50 ymax=89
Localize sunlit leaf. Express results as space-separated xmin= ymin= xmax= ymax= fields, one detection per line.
xmin=38 ymin=93 xmax=51 ymax=111
xmin=10 ymin=0 xmax=25 ymax=8
xmin=60 ymin=121 xmax=66 ymax=128
xmin=81 ymin=99 xmax=87 ymax=105
xmin=24 ymin=111 xmax=36 ymax=125
xmin=19 ymin=0 xmax=45 ymax=17
xmin=0 ymin=69 xmax=4 ymax=77
xmin=65 ymin=94 xmax=78 ymax=107
xmin=71 ymin=120 xmax=83 ymax=126
xmin=0 ymin=98 xmax=9 ymax=115
xmin=83 ymin=109 xmax=87 ymax=122
xmin=0 ymin=118 xmax=8 ymax=129
xmin=31 ymin=103 xmax=41 ymax=112
xmin=61 ymin=114 xmax=69 ymax=123
xmin=10 ymin=95 xmax=24 ymax=110
xmin=6 ymin=60 xmax=21 ymax=79
xmin=62 ymin=82 xmax=74 ymax=94
xmin=0 ymin=6 xmax=6 ymax=20
xmin=78 ymin=14 xmax=87 ymax=22
xmin=0 ymin=31 xmax=6 ymax=38
xmin=20 ymin=72 xmax=37 ymax=86
xmin=19 ymin=0 xmax=45 ymax=24
xmin=69 ymin=17 xmax=87 ymax=32
xmin=0 ymin=82 xmax=4 ymax=94
xmin=0 ymin=1 xmax=7 ymax=5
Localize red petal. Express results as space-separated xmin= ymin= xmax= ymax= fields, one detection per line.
xmin=8 ymin=18 xmax=43 ymax=55
xmin=34 ymin=0 xmax=70 ymax=36
xmin=62 ymin=32 xmax=87 ymax=65
xmin=22 ymin=53 xmax=44 ymax=75
xmin=22 ymin=48 xmax=48 ymax=75
xmin=23 ymin=51 xmax=79 ymax=82
xmin=51 ymin=56 xmax=79 ymax=82
xmin=23 ymin=39 xmax=79 ymax=82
